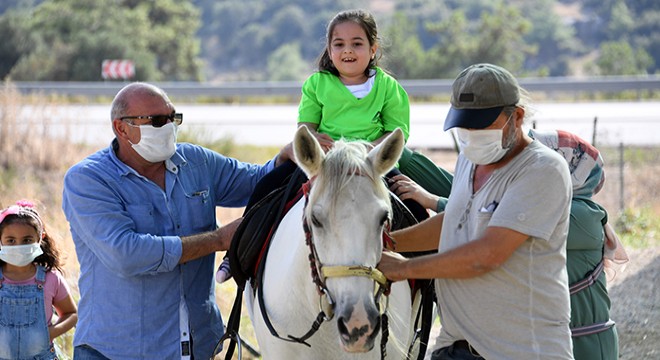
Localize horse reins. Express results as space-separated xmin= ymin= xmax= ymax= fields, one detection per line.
xmin=258 ymin=177 xmax=394 ymax=359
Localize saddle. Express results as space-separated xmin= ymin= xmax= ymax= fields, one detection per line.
xmin=221 ymin=170 xmax=433 ymax=359
xmin=227 ymin=167 xmax=307 ymax=290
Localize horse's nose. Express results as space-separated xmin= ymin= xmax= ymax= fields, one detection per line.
xmin=336 ymin=300 xmax=381 ymax=352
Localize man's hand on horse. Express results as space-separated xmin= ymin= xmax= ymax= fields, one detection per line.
xmin=378 ymin=250 xmax=409 ymax=282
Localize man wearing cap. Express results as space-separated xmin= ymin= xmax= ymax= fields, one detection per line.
xmin=378 ymin=63 xmax=574 ymax=359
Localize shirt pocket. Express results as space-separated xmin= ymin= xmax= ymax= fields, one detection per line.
xmin=0 ymin=296 xmax=39 ymax=327
xmin=471 ymin=211 xmax=493 ymax=241
xmin=183 ymin=188 xmax=214 ymax=232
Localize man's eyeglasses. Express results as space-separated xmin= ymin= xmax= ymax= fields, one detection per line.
xmin=120 ymin=112 xmax=183 ymax=128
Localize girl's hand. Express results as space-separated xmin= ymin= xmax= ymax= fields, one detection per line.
xmin=298 ymin=123 xmax=334 ymax=153
xmin=312 ymin=132 xmax=334 ymax=153
xmin=388 ymin=174 xmax=439 ymax=210
xmin=50 ymin=293 xmax=78 ymax=341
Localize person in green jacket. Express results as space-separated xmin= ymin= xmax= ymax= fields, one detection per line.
xmin=530 ymin=129 xmax=628 ymax=360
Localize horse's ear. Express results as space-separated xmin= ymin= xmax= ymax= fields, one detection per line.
xmin=368 ymin=128 xmax=405 ymax=177
xmin=294 ymin=126 xmax=324 ymax=178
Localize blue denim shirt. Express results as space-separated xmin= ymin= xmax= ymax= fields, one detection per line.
xmin=62 ymin=140 xmax=275 ymax=360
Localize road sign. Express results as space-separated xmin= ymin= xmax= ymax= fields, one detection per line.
xmin=101 ymin=60 xmax=135 ymax=80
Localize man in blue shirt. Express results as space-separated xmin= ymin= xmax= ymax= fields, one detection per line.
xmin=62 ymin=82 xmax=292 ymax=359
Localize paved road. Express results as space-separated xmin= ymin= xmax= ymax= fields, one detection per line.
xmin=39 ymin=101 xmax=660 ymax=148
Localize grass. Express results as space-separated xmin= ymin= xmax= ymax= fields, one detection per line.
xmin=1 ymin=84 xmax=658 ymax=359
xmin=616 ymin=207 xmax=660 ymax=249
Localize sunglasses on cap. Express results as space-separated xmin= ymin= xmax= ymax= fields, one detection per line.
xmin=120 ymin=112 xmax=183 ymax=128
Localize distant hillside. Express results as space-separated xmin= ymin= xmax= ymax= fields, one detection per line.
xmin=1 ymin=0 xmax=657 ymax=81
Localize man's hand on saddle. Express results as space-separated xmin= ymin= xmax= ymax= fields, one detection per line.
xmin=377 ymin=250 xmax=409 ymax=282
xmin=276 ymin=142 xmax=295 ymax=166
xmin=388 ymin=174 xmax=439 ymax=211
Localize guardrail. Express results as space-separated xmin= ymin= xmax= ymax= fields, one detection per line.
xmin=10 ymin=75 xmax=660 ymax=99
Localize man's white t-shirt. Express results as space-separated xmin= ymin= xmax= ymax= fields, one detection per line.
xmin=435 ymin=140 xmax=574 ymax=360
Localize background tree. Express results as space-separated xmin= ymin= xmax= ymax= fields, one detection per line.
xmin=0 ymin=9 xmax=33 ymax=79
xmin=1 ymin=0 xmax=659 ymax=81
xmin=595 ymin=41 xmax=654 ymax=76
xmin=381 ymin=12 xmax=427 ymax=79
xmin=521 ymin=0 xmax=580 ymax=76
xmin=2 ymin=0 xmax=201 ymax=81
xmin=267 ymin=42 xmax=311 ymax=81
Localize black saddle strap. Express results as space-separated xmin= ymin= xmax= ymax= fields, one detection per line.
xmin=221 ymin=288 xmax=243 ymax=359
xmin=254 ymin=169 xmax=325 ymax=346
xmin=222 ymin=168 xmax=307 ymax=360
xmin=406 ymin=280 xmax=434 ymax=360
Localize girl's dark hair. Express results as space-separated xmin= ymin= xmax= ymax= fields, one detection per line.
xmin=317 ymin=9 xmax=381 ymax=77
xmin=0 ymin=210 xmax=62 ymax=272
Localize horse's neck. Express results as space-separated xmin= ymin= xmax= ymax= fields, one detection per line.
xmin=265 ymin=198 xmax=320 ymax=310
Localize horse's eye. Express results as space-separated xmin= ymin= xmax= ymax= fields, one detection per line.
xmin=311 ymin=215 xmax=323 ymax=228
xmin=379 ymin=212 xmax=389 ymax=226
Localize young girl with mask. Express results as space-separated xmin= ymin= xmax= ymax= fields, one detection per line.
xmin=0 ymin=200 xmax=77 ymax=359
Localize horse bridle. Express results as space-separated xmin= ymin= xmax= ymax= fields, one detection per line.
xmin=300 ymin=178 xmax=392 ymax=313
xmin=296 ymin=178 xmax=393 ymax=358
xmin=253 ymin=176 xmax=394 ymax=359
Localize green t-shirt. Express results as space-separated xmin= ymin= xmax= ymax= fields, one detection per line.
xmin=297 ymin=67 xmax=410 ymax=142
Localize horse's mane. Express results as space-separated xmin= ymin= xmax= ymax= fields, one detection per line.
xmin=308 ymin=139 xmax=391 ymax=215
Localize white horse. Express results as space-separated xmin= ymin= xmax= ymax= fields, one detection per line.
xmin=246 ymin=127 xmax=416 ymax=360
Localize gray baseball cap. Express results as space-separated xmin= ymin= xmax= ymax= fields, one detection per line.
xmin=443 ymin=63 xmax=520 ymax=131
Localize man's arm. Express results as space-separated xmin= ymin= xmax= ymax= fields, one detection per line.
xmin=179 ymin=217 xmax=242 ymax=264
xmin=389 ymin=212 xmax=444 ymax=252
xmin=380 ymin=226 xmax=529 ymax=281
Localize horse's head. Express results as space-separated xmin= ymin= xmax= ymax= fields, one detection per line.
xmin=293 ymin=126 xmax=405 ymax=353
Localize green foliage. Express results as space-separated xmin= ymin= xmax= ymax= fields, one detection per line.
xmin=419 ymin=1 xmax=534 ymax=78
xmin=2 ymin=0 xmax=660 ymax=80
xmin=267 ymin=42 xmax=311 ymax=81
xmin=1 ymin=0 xmax=202 ymax=81
xmin=520 ymin=0 xmax=579 ymax=76
xmin=0 ymin=9 xmax=32 ymax=78
xmin=596 ymin=41 xmax=654 ymax=76
xmin=138 ymin=0 xmax=203 ymax=81
xmin=381 ymin=12 xmax=427 ymax=79
xmin=615 ymin=207 xmax=659 ymax=249
xmin=192 ymin=0 xmax=660 ymax=79
xmin=195 ymin=0 xmax=370 ymax=80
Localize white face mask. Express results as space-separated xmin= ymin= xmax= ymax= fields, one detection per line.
xmin=129 ymin=122 xmax=177 ymax=163
xmin=0 ymin=243 xmax=43 ymax=267
xmin=456 ymin=114 xmax=515 ymax=165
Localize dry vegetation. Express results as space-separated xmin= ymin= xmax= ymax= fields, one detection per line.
xmin=1 ymin=83 xmax=657 ymax=359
